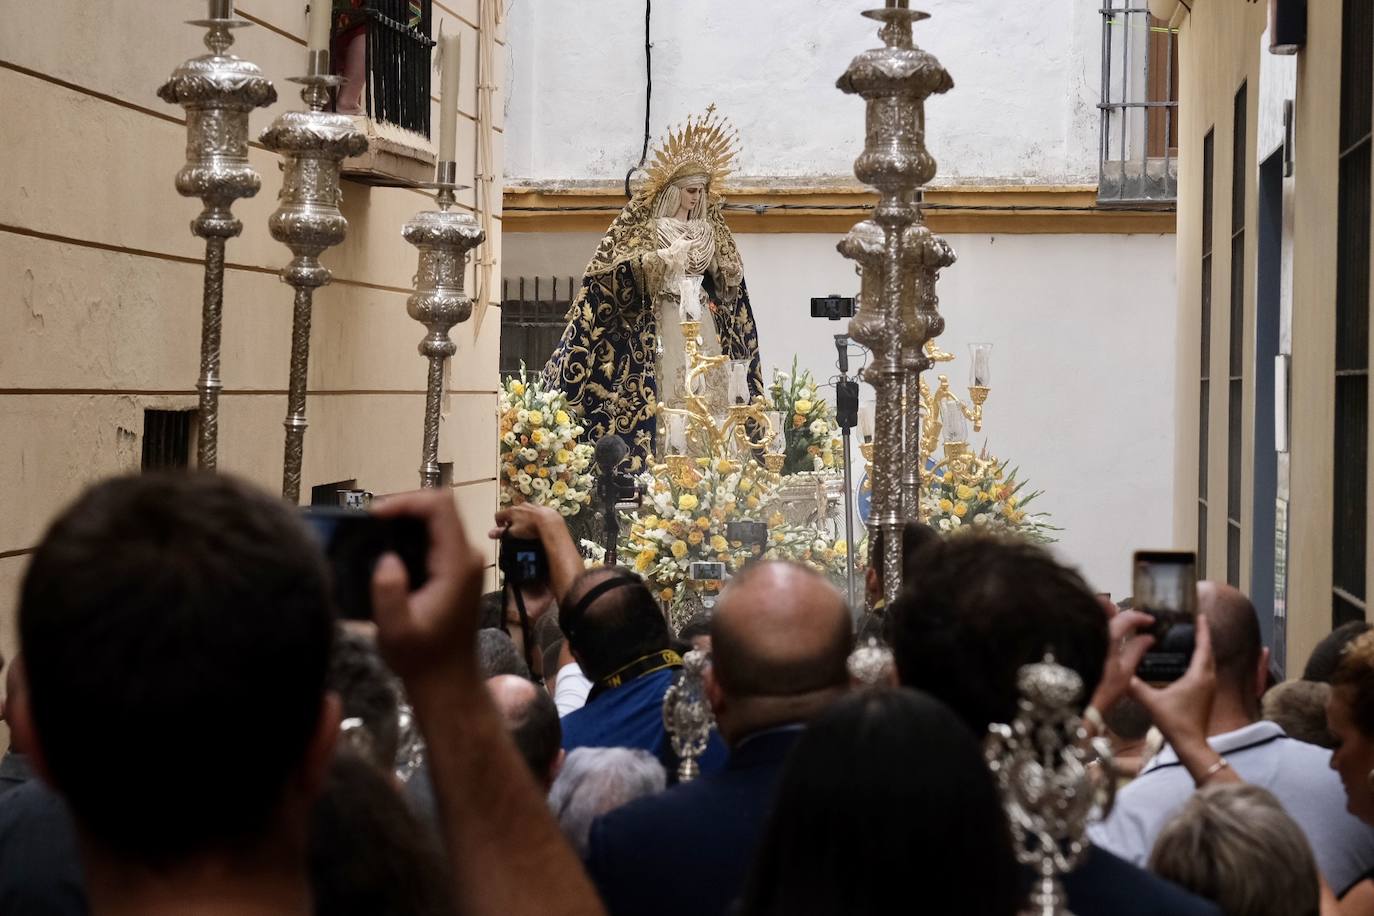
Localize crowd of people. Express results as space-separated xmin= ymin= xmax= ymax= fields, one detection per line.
xmin=2 ymin=471 xmax=1374 ymax=915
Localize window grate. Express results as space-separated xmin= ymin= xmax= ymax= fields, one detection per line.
xmin=500 ymin=276 xmax=578 ymax=378
xmin=338 ymin=0 xmax=435 ymax=137
xmin=1334 ymin=0 xmax=1372 ymax=627
xmin=1098 ymin=2 xmax=1179 ymax=204
xmin=141 ymin=409 xmax=194 ymax=471
xmin=1227 ymin=84 xmax=1247 ymax=589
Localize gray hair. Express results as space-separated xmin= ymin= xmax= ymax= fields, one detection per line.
xmin=1150 ymin=784 xmax=1320 ymax=916
xmin=547 ymin=747 xmax=666 ymax=856
xmin=477 ymin=627 xmax=530 ymax=680
xmin=1262 ymin=679 xmax=1335 ymax=748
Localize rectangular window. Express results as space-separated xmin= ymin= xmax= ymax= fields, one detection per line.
xmin=1335 ymin=0 xmax=1372 ymax=625
xmin=1227 ymin=84 xmax=1247 ymax=588
xmin=140 ymin=409 xmax=194 ymax=471
xmin=1199 ymin=129 xmax=1215 ymax=576
xmin=1098 ymin=1 xmax=1180 ymax=203
xmin=335 ymin=0 xmax=435 ymax=136
xmin=500 ymin=276 xmax=578 ymax=378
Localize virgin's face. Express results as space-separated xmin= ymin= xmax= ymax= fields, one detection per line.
xmin=679 ymin=183 xmax=705 ymax=215
xmin=1328 ymin=687 xmax=1374 ymax=824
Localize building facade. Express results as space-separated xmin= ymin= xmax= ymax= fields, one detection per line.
xmin=0 ymin=0 xmax=507 ymax=674
xmin=501 ymin=0 xmax=1179 ymax=597
xmin=1161 ymin=0 xmax=1365 ymax=672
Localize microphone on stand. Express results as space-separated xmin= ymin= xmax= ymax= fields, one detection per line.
xmin=594 ymin=434 xmax=631 ymax=567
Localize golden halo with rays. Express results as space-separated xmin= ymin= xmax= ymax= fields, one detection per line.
xmin=641 ymin=105 xmax=740 ymax=203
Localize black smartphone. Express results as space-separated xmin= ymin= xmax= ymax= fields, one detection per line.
xmin=500 ymin=535 xmax=549 ymax=587
xmin=1132 ymin=550 xmax=1198 ymax=683
xmin=301 ymin=508 xmax=429 ymax=621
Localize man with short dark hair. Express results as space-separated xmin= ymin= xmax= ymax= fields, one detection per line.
xmin=586 ymin=561 xmax=851 ymax=916
xmin=329 ymin=629 xmax=402 ymax=773
xmin=1091 ymin=582 xmax=1374 ymax=905
xmin=478 ymin=627 xmax=533 ymax=680
xmin=890 ymin=535 xmax=1222 ymax=916
xmin=488 ymin=674 xmax=564 ymax=790
xmin=557 ymin=567 xmax=726 ymax=776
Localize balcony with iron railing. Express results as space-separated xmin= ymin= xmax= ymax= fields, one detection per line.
xmin=1099 ymin=2 xmax=1179 ymax=205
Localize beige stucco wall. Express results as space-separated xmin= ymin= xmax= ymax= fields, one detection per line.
xmin=1172 ymin=0 xmax=1354 ymax=668
xmin=0 ymin=0 xmax=506 ymax=699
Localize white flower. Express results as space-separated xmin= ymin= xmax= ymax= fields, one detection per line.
xmin=517 ymin=409 xmax=530 ymax=423
xmin=939 ymin=518 xmax=951 ymax=531
xmin=532 ymin=478 xmax=548 ymax=492
xmin=809 ymin=419 xmax=828 ymax=436
xmin=949 ymin=515 xmax=961 ymax=527
xmin=973 ymin=513 xmax=988 ymax=525
xmin=516 ymin=472 xmax=532 ymax=487
xmin=501 ymin=431 xmax=517 ymax=446
xmin=520 ymin=448 xmax=538 ymax=462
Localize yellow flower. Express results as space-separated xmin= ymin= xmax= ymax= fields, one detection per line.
xmin=716 ymin=459 xmax=737 ymax=474
xmin=1009 ymin=510 xmax=1026 ymax=525
xmin=954 ymin=502 xmax=969 ymax=518
xmin=711 ymin=534 xmax=729 ymax=551
xmin=525 ymin=464 xmax=538 ymax=475
xmin=739 ymin=480 xmax=753 ymax=493
xmin=688 ymin=530 xmax=704 ymax=545
xmin=938 ymin=498 xmax=954 ymax=513
xmin=671 ymin=540 xmax=689 ymax=559
xmin=531 ymin=429 xmax=545 ymax=445
xmin=747 ymin=495 xmax=760 ymax=509
xmin=822 ymin=452 xmax=835 ymax=468
xmin=795 ymin=399 xmax=814 ymax=414
xmin=643 ymin=514 xmax=660 ymax=528
xmin=538 ymin=468 xmax=550 ymax=478
xmin=678 ymin=493 xmax=699 ymax=511
xmin=660 ymin=588 xmax=675 ymax=602
xmin=634 ymin=549 xmax=657 ymax=572
xmin=509 ymin=380 xmax=525 ymax=396
xmin=555 ymin=409 xmax=571 ymax=427
xmin=978 ymin=491 xmax=991 ymax=501
xmin=956 ymin=484 xmax=974 ymax=501
xmin=556 ymin=449 xmax=573 ymax=464
xmin=834 ymin=539 xmax=848 ymax=555
xmin=552 ymin=480 xmax=568 ymax=496
xmin=528 ymin=410 xmax=544 ymax=427
xmin=696 ymin=516 xmax=711 ymax=530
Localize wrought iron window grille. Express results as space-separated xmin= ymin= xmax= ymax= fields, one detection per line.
xmin=336 ymin=0 xmax=436 ymax=137
xmin=1098 ymin=3 xmax=1179 ymax=205
xmin=500 ymin=277 xmax=578 ymax=377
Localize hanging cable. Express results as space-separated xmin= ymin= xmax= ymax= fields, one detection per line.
xmin=623 ymin=0 xmax=652 ymax=199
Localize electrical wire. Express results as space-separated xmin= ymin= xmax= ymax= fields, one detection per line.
xmin=623 ymin=0 xmax=652 ymax=199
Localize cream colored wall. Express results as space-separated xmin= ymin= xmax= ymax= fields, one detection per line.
xmin=1173 ymin=0 xmax=1351 ymax=669
xmin=0 ymin=1 xmax=506 ymax=694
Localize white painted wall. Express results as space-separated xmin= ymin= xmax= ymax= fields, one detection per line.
xmin=504 ymin=230 xmax=1179 ymax=597
xmin=504 ymin=0 xmax=1103 ymax=185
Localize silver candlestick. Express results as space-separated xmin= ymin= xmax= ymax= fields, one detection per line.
xmin=403 ymin=161 xmax=485 ymax=488
xmin=158 ymin=0 xmax=276 ymax=469
xmin=662 ymin=649 xmax=714 ymax=782
xmin=985 ymin=654 xmax=1116 ymax=916
xmin=260 ymin=52 xmax=368 ymax=503
xmin=838 ymin=1 xmax=953 ymax=606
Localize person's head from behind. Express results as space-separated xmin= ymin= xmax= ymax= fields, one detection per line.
xmin=558 ymin=568 xmax=669 ymax=683
xmin=739 ymin=688 xmax=1020 ymax=916
xmin=547 ymin=747 xmax=665 ymax=856
xmin=1305 ymin=620 xmax=1373 ymax=683
xmin=1149 ymin=784 xmax=1319 ymax=916
xmin=864 ymin=519 xmax=938 ymax=609
xmin=677 ymin=613 xmax=713 ymax=655
xmin=709 ymin=561 xmax=851 ymax=743
xmin=487 ymin=674 xmax=563 ymax=790
xmin=477 ymin=627 xmax=531 ymax=680
xmin=309 ymin=751 xmax=455 ymax=916
xmin=1327 ymin=631 xmax=1374 ymax=824
xmin=1197 ymin=581 xmax=1268 ymax=717
xmin=1262 ymin=679 xmax=1334 ymax=748
xmin=12 ymin=473 xmax=338 ymax=868
xmin=329 ymin=628 xmax=401 ymax=773
xmin=888 ymin=534 xmax=1107 ymax=732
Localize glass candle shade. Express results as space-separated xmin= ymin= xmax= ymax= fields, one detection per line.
xmin=728 ymin=360 xmax=751 ymax=405
xmin=969 ymin=342 xmax=993 ymax=388
xmin=764 ymin=411 xmax=786 ymax=455
xmin=940 ymin=398 xmax=969 ymax=443
xmin=858 ymin=404 xmax=875 ymax=442
xmin=665 ymin=412 xmax=688 ymax=454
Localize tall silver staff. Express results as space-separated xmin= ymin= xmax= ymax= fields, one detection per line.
xmin=261 ymin=50 xmax=368 ymax=503
xmin=159 ymin=0 xmax=276 ymax=469
xmin=837 ymin=0 xmax=953 ymax=606
xmin=403 ymin=162 xmax=485 ymax=488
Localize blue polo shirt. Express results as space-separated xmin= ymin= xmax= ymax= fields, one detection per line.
xmin=560 ymin=667 xmax=727 ymax=778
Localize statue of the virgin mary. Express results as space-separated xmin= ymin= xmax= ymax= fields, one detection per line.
xmin=543 ymin=108 xmax=764 ymax=469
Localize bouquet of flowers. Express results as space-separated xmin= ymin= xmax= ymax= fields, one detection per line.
xmin=920 ymin=458 xmax=1057 ymax=543
xmin=768 ymin=357 xmax=843 ymax=475
xmin=497 ymin=369 xmax=595 ymax=517
xmin=762 ymin=509 xmax=850 ymax=581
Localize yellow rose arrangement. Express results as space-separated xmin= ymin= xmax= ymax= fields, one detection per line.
xmin=920 ymin=457 xmax=1057 ymax=543
xmin=768 ymin=357 xmax=843 ymax=475
xmin=498 ymin=368 xmax=595 ymax=517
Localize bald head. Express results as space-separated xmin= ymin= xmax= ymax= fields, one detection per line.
xmin=485 ymin=674 xmax=562 ymax=787
xmin=1198 ymin=581 xmax=1262 ymax=687
xmin=487 ymin=673 xmax=541 ymax=723
xmin=711 ymin=561 xmax=852 ymax=698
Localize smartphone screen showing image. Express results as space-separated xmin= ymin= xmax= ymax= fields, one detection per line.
xmin=1132 ymin=550 xmax=1198 ymax=682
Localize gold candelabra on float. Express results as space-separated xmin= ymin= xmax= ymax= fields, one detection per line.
xmin=654 ymin=319 xmax=781 ymax=485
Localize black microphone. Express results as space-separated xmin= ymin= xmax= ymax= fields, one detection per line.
xmin=834 ymin=334 xmax=850 ymax=374
xmin=594 ymin=434 xmax=629 ymax=473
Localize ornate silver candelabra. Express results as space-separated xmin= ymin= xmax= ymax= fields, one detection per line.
xmin=261 ymin=52 xmax=368 ymax=503
xmin=403 ymin=162 xmax=485 ymax=488
xmin=159 ymin=0 xmax=276 ymax=469
xmin=838 ymin=0 xmax=953 ymax=606
xmin=662 ymin=649 xmax=714 ymax=782
xmin=985 ymin=654 xmax=1116 ymax=916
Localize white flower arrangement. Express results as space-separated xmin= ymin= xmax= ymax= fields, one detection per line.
xmin=497 ymin=370 xmax=595 ymax=517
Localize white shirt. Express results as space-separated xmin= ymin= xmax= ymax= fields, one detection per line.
xmin=1088 ymin=720 xmax=1374 ymax=895
xmin=554 ymin=661 xmax=592 ymax=716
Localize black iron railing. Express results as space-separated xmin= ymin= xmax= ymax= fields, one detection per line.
xmin=1098 ymin=3 xmax=1178 ymax=204
xmin=501 ymin=277 xmax=578 ymax=377
xmin=339 ymin=0 xmax=435 ymax=137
